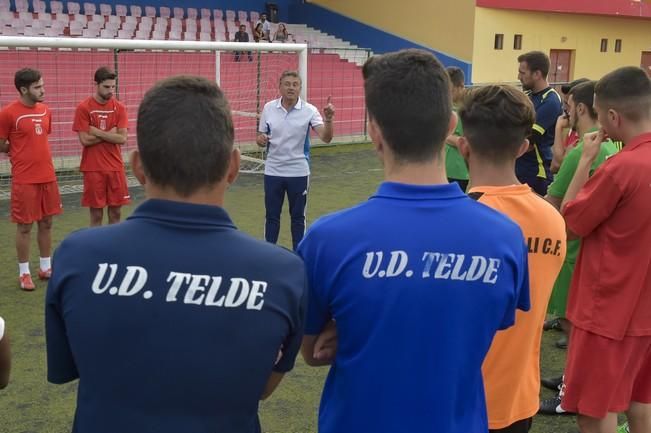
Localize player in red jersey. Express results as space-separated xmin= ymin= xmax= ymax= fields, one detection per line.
xmin=73 ymin=66 xmax=129 ymax=226
xmin=0 ymin=68 xmax=62 ymax=291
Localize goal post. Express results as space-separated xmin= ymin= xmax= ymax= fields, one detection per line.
xmin=0 ymin=36 xmax=309 ymax=199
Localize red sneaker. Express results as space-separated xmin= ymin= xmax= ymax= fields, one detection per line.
xmin=38 ymin=268 xmax=52 ymax=280
xmin=20 ymin=273 xmax=35 ymax=291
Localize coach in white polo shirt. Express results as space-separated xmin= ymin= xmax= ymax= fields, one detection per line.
xmin=257 ymin=70 xmax=334 ymax=250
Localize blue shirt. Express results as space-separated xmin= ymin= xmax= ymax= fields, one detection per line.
xmin=297 ymin=182 xmax=530 ymax=433
xmin=46 ymin=199 xmax=306 ymax=433
xmin=258 ymin=97 xmax=324 ymax=177
xmin=516 ymin=87 xmax=563 ymax=182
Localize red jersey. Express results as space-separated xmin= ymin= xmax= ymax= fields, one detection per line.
xmin=565 ymin=129 xmax=580 ymax=149
xmin=73 ymin=96 xmax=128 ymax=172
xmin=564 ymin=132 xmax=651 ymax=339
xmin=0 ymin=100 xmax=56 ymax=184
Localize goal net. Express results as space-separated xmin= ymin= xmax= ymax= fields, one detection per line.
xmin=0 ymin=36 xmax=308 ymax=199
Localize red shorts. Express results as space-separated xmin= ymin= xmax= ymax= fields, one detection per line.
xmin=561 ymin=327 xmax=651 ymax=418
xmin=82 ymin=171 xmax=131 ymax=208
xmin=11 ymin=181 xmax=62 ymax=224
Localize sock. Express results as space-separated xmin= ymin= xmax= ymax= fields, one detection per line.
xmin=40 ymin=257 xmax=51 ymax=272
xmin=19 ymin=262 xmax=30 ymax=276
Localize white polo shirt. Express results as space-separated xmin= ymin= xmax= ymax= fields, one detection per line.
xmin=258 ymin=97 xmax=324 ymax=177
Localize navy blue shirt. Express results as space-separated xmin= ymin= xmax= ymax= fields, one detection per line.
xmin=46 ymin=199 xmax=306 ymax=433
xmin=297 ymin=182 xmax=530 ymax=433
xmin=516 ymin=87 xmax=563 ymax=183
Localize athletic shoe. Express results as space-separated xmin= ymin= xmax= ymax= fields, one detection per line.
xmin=556 ymin=336 xmax=568 ymax=349
xmin=541 ymin=375 xmax=564 ymax=391
xmin=538 ymin=395 xmax=574 ymax=415
xmin=617 ymin=422 xmax=630 ymax=433
xmin=20 ymin=273 xmax=35 ymax=291
xmin=38 ymin=268 xmax=52 ymax=280
xmin=544 ymin=318 xmax=563 ymax=331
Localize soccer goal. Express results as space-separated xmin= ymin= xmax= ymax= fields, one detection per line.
xmin=0 ymin=36 xmax=309 ymax=199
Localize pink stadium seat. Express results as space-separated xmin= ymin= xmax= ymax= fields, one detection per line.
xmin=213 ymin=9 xmax=223 ymax=20
xmin=88 ymin=14 xmax=103 ymax=22
xmin=199 ymin=32 xmax=211 ymax=41
xmin=159 ymin=6 xmax=170 ymax=18
xmin=168 ymin=29 xmax=180 ymax=40
xmin=187 ymin=8 xmax=197 ymax=20
xmin=45 ymin=26 xmax=63 ymax=36
xmin=199 ymin=18 xmax=211 ymax=34
xmin=185 ymin=20 xmax=196 ymax=31
xmin=68 ymin=20 xmax=83 ymax=35
xmin=15 ymin=0 xmax=28 ymax=12
xmin=183 ymin=31 xmax=195 ymax=41
xmin=237 ymin=11 xmax=247 ymax=22
xmin=0 ymin=0 xmax=9 ymax=12
xmin=250 ymin=11 xmax=259 ymax=22
xmin=99 ymin=3 xmax=112 ymax=16
xmin=67 ymin=2 xmax=80 ymax=15
xmin=54 ymin=13 xmax=68 ymax=23
xmin=100 ymin=28 xmax=115 ymax=38
xmin=225 ymin=10 xmax=235 ymax=21
xmin=0 ymin=10 xmax=12 ymax=20
xmin=71 ymin=13 xmax=86 ymax=24
xmin=107 ymin=15 xmax=120 ymax=24
xmin=117 ymin=28 xmax=132 ymax=38
xmin=1 ymin=26 xmax=18 ymax=35
xmin=83 ymin=2 xmax=95 ymax=15
xmin=18 ymin=11 xmax=32 ymax=20
xmin=82 ymin=27 xmax=98 ymax=37
xmin=200 ymin=8 xmax=210 ymax=19
xmin=115 ymin=4 xmax=127 ymax=16
xmin=130 ymin=5 xmax=141 ymax=17
xmin=151 ymin=29 xmax=166 ymax=40
xmin=121 ymin=20 xmax=135 ymax=31
xmin=50 ymin=1 xmax=63 ymax=14
xmin=33 ymin=0 xmax=47 ymax=14
xmin=86 ymin=20 xmax=103 ymax=31
xmin=144 ymin=6 xmax=156 ymax=17
xmin=173 ymin=7 xmax=183 ymax=19
xmin=134 ymin=28 xmax=149 ymax=39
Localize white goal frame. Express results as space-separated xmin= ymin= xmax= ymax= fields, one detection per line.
xmin=0 ymin=36 xmax=308 ymax=179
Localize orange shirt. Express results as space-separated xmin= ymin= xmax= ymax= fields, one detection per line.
xmin=470 ymin=184 xmax=566 ymax=429
xmin=73 ymin=97 xmax=128 ymax=172
xmin=0 ymin=100 xmax=56 ymax=184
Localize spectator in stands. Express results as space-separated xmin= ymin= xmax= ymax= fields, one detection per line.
xmin=298 ymin=49 xmax=530 ymax=433
xmin=516 ymin=51 xmax=563 ymax=195
xmin=256 ymin=71 xmax=335 ymax=250
xmin=560 ymin=66 xmax=651 ymax=433
xmin=0 ymin=68 xmax=61 ymax=291
xmin=46 ymin=76 xmax=307 ymax=433
xmin=256 ymin=13 xmax=271 ymax=41
xmin=0 ymin=315 xmax=10 ymax=389
xmin=253 ymin=23 xmax=264 ymax=42
xmin=274 ymin=23 xmax=288 ymax=43
xmin=233 ymin=24 xmax=253 ymax=62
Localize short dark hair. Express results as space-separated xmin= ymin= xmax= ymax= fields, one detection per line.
xmin=561 ymin=77 xmax=590 ymax=95
xmin=14 ymin=68 xmax=42 ymax=92
xmin=137 ymin=76 xmax=234 ymax=196
xmin=446 ymin=66 xmax=465 ymax=88
xmin=459 ymin=84 xmax=535 ymax=163
xmin=94 ymin=66 xmax=117 ymax=84
xmin=595 ymin=66 xmax=651 ymax=122
xmin=568 ymin=81 xmax=597 ymax=120
xmin=517 ymin=51 xmax=550 ymax=79
xmin=279 ymin=70 xmax=301 ymax=85
xmin=362 ymin=49 xmax=452 ymax=163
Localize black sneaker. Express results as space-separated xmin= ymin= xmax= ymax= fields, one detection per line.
xmin=544 ymin=318 xmax=563 ymax=331
xmin=538 ymin=395 xmax=574 ymax=415
xmin=541 ymin=375 xmax=563 ymax=391
xmin=556 ymin=336 xmax=568 ymax=349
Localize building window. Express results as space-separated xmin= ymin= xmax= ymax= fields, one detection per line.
xmin=615 ymin=39 xmax=622 ymax=53
xmin=514 ymin=34 xmax=523 ymax=50
xmin=494 ymin=34 xmax=504 ymax=50
xmin=600 ymin=38 xmax=608 ymax=52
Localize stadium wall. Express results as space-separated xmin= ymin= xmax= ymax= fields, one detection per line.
xmin=472 ymin=7 xmax=651 ymax=84
xmin=290 ymin=0 xmax=473 ymax=82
